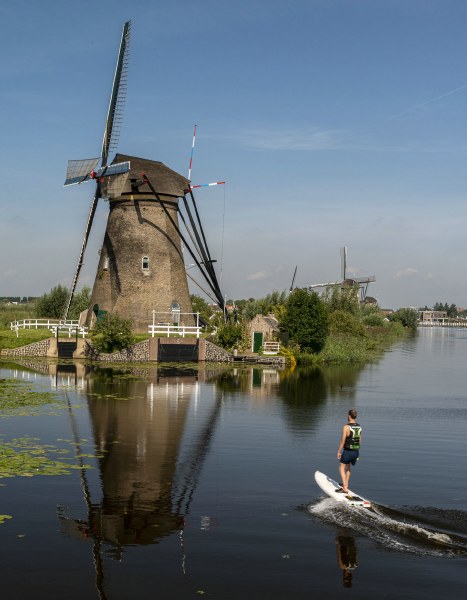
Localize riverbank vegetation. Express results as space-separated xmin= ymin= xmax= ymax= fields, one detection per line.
xmin=282 ymin=286 xmax=410 ymax=365
xmin=0 ymin=287 xmax=417 ymax=362
xmin=214 ymin=286 xmax=413 ymax=365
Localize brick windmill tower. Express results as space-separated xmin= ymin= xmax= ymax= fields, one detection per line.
xmin=63 ymin=21 xmax=224 ymax=331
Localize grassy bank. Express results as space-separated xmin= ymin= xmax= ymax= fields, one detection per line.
xmin=294 ymin=321 xmax=406 ymax=365
xmin=0 ymin=329 xmax=51 ymax=350
xmin=0 ymin=303 xmax=36 ymax=329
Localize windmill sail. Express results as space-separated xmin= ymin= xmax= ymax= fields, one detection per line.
xmin=64 ymin=159 xmax=130 ymax=187
xmin=340 ymin=246 xmax=347 ymax=281
xmin=62 ymin=20 xmax=131 ymax=321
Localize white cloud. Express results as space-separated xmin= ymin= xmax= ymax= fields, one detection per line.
xmin=394 ymin=267 xmax=418 ymax=279
xmin=225 ymin=127 xmax=345 ymax=151
xmin=246 ymin=270 xmax=268 ymax=281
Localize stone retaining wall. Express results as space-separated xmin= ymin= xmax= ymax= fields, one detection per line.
xmin=1 ymin=338 xmax=51 ymax=357
xmin=205 ymin=340 xmax=234 ymax=362
xmin=85 ymin=339 xmax=150 ymax=362
xmin=1 ymin=337 xmax=234 ymax=364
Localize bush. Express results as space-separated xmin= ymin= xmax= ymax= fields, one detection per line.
xmin=281 ymin=289 xmax=329 ymax=353
xmin=35 ymin=285 xmax=69 ymax=318
xmin=362 ymin=313 xmax=386 ymax=327
xmin=389 ymin=308 xmax=418 ymax=330
xmin=89 ymin=314 xmax=135 ymax=353
xmin=328 ymin=310 xmax=367 ymax=337
xmin=213 ymin=322 xmax=246 ymax=351
xmin=322 ymin=284 xmax=361 ymax=315
xmin=35 ymin=285 xmax=91 ymax=321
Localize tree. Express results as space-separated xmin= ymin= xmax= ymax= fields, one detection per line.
xmin=36 ymin=285 xmax=91 ymax=320
xmin=35 ymin=285 xmax=69 ymax=318
xmin=389 ymin=308 xmax=418 ymax=330
xmin=190 ymin=294 xmax=214 ymax=324
xmin=68 ymin=286 xmax=91 ymax=320
xmin=213 ymin=322 xmax=246 ymax=351
xmin=322 ymin=284 xmax=360 ymax=315
xmin=280 ymin=289 xmax=329 ymax=353
xmin=89 ymin=313 xmax=135 ymax=353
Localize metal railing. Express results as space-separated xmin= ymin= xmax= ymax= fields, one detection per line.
xmin=148 ymin=311 xmax=202 ymax=338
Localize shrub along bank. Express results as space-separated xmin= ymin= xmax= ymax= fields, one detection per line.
xmin=283 ymin=289 xmax=408 ymax=365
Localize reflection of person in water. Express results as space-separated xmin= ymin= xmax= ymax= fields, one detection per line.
xmin=335 ymin=534 xmax=358 ymax=588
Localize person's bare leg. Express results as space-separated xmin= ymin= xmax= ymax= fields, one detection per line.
xmin=339 ymin=464 xmax=350 ymax=492
xmin=339 ymin=463 xmax=349 ymax=491
xmin=343 ymin=465 xmax=351 ymax=492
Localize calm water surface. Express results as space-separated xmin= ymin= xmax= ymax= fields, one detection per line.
xmin=0 ymin=327 xmax=466 ymax=599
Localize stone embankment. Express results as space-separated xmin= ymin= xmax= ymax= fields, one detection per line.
xmin=84 ymin=340 xmax=151 ymax=362
xmin=1 ymin=337 xmax=284 ymax=365
xmin=1 ymin=337 xmax=235 ymax=363
xmin=1 ymin=338 xmax=51 ymax=357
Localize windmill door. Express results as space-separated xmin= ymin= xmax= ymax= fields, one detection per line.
xmin=253 ymin=332 xmax=263 ymax=353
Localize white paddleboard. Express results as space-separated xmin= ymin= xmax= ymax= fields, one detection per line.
xmin=314 ymin=470 xmax=371 ymax=509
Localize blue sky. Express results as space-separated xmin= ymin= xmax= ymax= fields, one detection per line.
xmin=1 ymin=0 xmax=467 ymax=308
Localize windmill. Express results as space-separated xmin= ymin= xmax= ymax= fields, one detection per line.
xmin=308 ymin=247 xmax=375 ymax=301
xmin=63 ymin=22 xmax=224 ymax=331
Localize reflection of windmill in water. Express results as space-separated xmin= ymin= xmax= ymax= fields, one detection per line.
xmin=63 ymin=21 xmax=224 ymax=331
xmin=59 ymin=369 xmax=223 ymax=596
xmin=308 ymin=247 xmax=375 ymax=302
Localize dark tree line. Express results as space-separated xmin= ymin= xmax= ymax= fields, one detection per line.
xmin=432 ymin=302 xmax=458 ymax=318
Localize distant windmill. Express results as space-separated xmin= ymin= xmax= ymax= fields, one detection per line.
xmin=308 ymin=247 xmax=375 ymax=301
xmin=63 ymin=21 xmax=224 ymax=330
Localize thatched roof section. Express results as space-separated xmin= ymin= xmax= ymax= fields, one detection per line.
xmin=112 ymin=154 xmax=189 ymax=198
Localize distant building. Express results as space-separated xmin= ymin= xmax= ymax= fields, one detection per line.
xmin=419 ymin=310 xmax=447 ymax=323
xmin=248 ymin=314 xmax=280 ymax=353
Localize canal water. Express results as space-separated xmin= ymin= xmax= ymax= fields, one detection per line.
xmin=0 ymin=327 xmax=466 ymax=599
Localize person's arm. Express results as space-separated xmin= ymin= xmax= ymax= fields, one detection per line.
xmin=337 ymin=425 xmax=348 ymax=459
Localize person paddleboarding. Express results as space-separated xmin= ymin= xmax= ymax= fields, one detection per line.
xmin=336 ymin=409 xmax=362 ymax=493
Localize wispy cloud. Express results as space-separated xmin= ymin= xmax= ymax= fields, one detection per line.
xmin=246 ymin=270 xmax=268 ymax=281
xmin=394 ymin=267 xmax=418 ymax=279
xmin=215 ymin=127 xmax=467 ymax=154
xmin=223 ymin=127 xmax=345 ymax=151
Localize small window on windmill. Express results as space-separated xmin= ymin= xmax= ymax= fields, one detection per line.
xmin=142 ymin=256 xmax=150 ymax=275
xmin=103 ymin=256 xmax=109 ymax=271
xmin=171 ymin=302 xmax=181 ymax=326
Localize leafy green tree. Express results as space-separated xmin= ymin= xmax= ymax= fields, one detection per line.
xmin=362 ymin=312 xmax=385 ymax=327
xmin=389 ymin=308 xmax=418 ymax=330
xmin=322 ymin=284 xmax=360 ymax=315
xmin=89 ymin=313 xmax=135 ymax=353
xmin=190 ymin=294 xmax=214 ymax=324
xmin=35 ymin=285 xmax=69 ymax=318
xmin=280 ymin=289 xmax=329 ymax=353
xmin=36 ymin=285 xmax=91 ymax=320
xmin=213 ymin=322 xmax=246 ymax=351
xmin=236 ymin=290 xmax=287 ymax=321
xmin=328 ymin=310 xmax=367 ymax=337
xmin=68 ymin=286 xmax=91 ymax=320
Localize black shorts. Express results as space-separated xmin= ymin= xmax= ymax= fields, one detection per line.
xmin=340 ymin=449 xmax=359 ymax=465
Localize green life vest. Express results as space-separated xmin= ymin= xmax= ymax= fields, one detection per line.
xmin=344 ymin=423 xmax=362 ymax=450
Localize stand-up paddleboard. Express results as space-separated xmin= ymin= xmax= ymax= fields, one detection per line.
xmin=315 ymin=471 xmax=371 ymax=509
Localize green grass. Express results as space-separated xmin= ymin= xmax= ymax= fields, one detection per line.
xmin=294 ymin=321 xmax=407 ymax=366
xmin=0 ymin=329 xmax=52 ymax=350
xmin=0 ymin=303 xmax=36 ymax=329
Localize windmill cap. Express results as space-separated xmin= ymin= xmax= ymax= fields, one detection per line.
xmin=112 ymin=154 xmax=189 ymax=198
